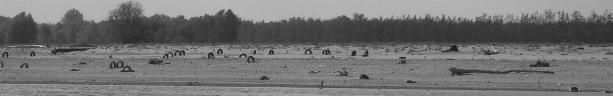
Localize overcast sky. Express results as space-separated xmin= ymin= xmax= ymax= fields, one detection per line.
xmin=1 ymin=0 xmax=612 ymax=23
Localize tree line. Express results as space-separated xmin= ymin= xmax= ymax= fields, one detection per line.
xmin=0 ymin=1 xmax=612 ymax=44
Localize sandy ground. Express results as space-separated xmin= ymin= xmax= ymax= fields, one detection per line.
xmin=0 ymin=43 xmax=612 ymax=95
xmin=0 ymin=84 xmax=603 ymax=96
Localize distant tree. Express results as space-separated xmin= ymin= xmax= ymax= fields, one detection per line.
xmin=59 ymin=8 xmax=85 ymax=43
xmin=38 ymin=23 xmax=52 ymax=44
xmin=109 ymin=1 xmax=144 ymax=43
xmin=8 ymin=12 xmax=37 ymax=43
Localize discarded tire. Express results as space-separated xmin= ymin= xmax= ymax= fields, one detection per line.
xmin=20 ymin=63 xmax=29 ymax=68
xmin=304 ymin=49 xmax=313 ymax=55
xmin=217 ymin=49 xmax=224 ymax=55
xmin=322 ymin=49 xmax=331 ymax=55
xmin=361 ymin=50 xmax=369 ymax=57
xmin=268 ymin=50 xmax=275 ymax=55
xmin=180 ymin=50 xmax=186 ymax=56
xmin=120 ymin=66 xmax=135 ymax=72
xmin=30 ymin=51 xmax=36 ymax=57
xmin=207 ymin=52 xmax=215 ymax=59
xmin=253 ymin=50 xmax=257 ymax=55
xmin=2 ymin=52 xmax=8 ymax=58
xmin=162 ymin=53 xmax=169 ymax=59
xmin=359 ymin=74 xmax=370 ymax=80
xmin=247 ymin=56 xmax=256 ymax=63
xmin=167 ymin=52 xmax=175 ymax=57
xmin=0 ymin=62 xmax=4 ymax=68
xmin=239 ymin=54 xmax=248 ymax=58
xmin=174 ymin=50 xmax=181 ymax=56
xmin=117 ymin=60 xmax=125 ymax=68
xmin=350 ymin=50 xmax=357 ymax=56
xmin=260 ymin=76 xmax=270 ymax=80
xmin=109 ymin=61 xmax=118 ymax=69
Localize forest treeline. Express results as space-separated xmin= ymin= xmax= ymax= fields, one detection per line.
xmin=1 ymin=1 xmax=612 ymax=44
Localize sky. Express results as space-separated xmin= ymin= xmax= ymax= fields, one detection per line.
xmin=1 ymin=0 xmax=612 ymax=23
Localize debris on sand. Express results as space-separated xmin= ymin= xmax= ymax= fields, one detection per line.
xmin=359 ymin=74 xmax=370 ymax=80
xmin=70 ymin=69 xmax=80 ymax=71
xmin=405 ymin=80 xmax=417 ymax=83
xmin=337 ymin=68 xmax=349 ymax=76
xmin=606 ymin=52 xmax=613 ymax=55
xmin=78 ymin=62 xmax=87 ymax=65
xmin=448 ymin=68 xmax=554 ymax=76
xmin=308 ymin=71 xmax=321 ymax=74
xmin=569 ymin=87 xmax=579 ymax=92
xmin=398 ymin=57 xmax=407 ymax=64
xmin=0 ymin=62 xmax=4 ymax=68
xmin=529 ymin=60 xmax=551 ymax=67
xmin=442 ymin=45 xmax=459 ymax=52
xmin=148 ymin=59 xmax=164 ymax=65
xmin=260 ymin=76 xmax=270 ymax=80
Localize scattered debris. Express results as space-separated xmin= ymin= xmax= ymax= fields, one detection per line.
xmin=308 ymin=71 xmax=321 ymax=74
xmin=337 ymin=68 xmax=349 ymax=76
xmin=606 ymin=52 xmax=613 ymax=55
xmin=603 ymin=90 xmax=611 ymax=93
xmin=530 ymin=60 xmax=551 ymax=67
xmin=78 ymin=62 xmax=87 ymax=65
xmin=448 ymin=68 xmax=554 ymax=76
xmin=359 ymin=74 xmax=370 ymax=80
xmin=260 ymin=76 xmax=270 ymax=80
xmin=70 ymin=69 xmax=80 ymax=71
xmin=569 ymin=87 xmax=579 ymax=92
xmin=398 ymin=57 xmax=407 ymax=64
xmin=405 ymin=80 xmax=417 ymax=83
xmin=148 ymin=59 xmax=164 ymax=64
xmin=442 ymin=45 xmax=459 ymax=52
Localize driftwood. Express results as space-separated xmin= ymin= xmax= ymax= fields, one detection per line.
xmin=448 ymin=68 xmax=554 ymax=76
xmin=51 ymin=48 xmax=90 ymax=55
